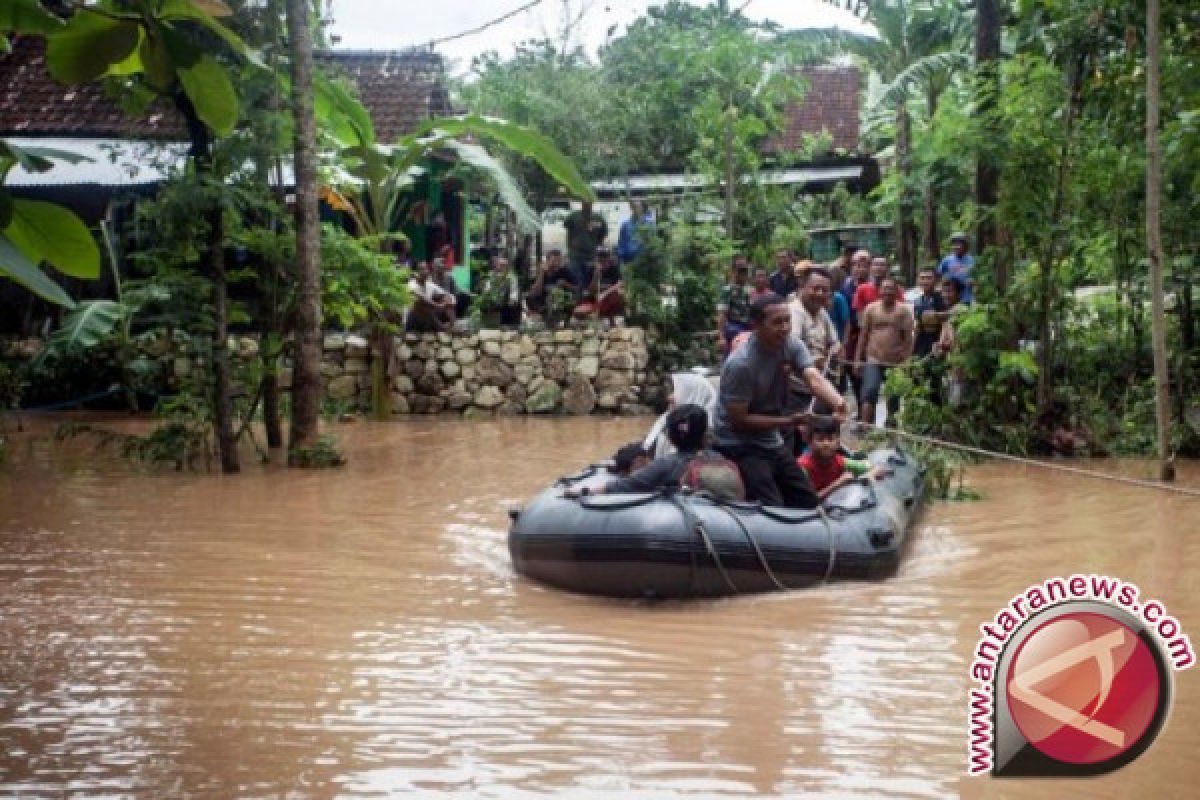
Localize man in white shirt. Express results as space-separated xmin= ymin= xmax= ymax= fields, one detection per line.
xmin=788 ymin=267 xmax=841 ymax=406
xmin=784 ymin=267 xmax=843 ymax=453
xmin=406 ymin=261 xmax=454 ymax=332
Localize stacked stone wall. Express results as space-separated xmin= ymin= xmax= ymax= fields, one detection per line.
xmin=2 ymin=327 xmax=659 ymax=417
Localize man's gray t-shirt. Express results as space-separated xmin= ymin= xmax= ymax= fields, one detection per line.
xmin=714 ymin=334 xmax=815 ymax=450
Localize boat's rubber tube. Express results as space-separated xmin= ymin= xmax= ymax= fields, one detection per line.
xmin=508 ymin=447 xmax=924 ymax=599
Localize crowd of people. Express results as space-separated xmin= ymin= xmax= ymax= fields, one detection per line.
xmin=403 ymin=200 xmax=655 ymax=334
xmin=582 ymin=233 xmax=974 ymax=511
xmin=716 ymin=234 xmax=973 ymax=428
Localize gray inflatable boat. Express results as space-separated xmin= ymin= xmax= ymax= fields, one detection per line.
xmin=508 ymin=447 xmax=924 ymax=599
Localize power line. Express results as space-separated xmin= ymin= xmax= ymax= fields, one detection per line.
xmin=423 ymin=0 xmax=548 ymax=48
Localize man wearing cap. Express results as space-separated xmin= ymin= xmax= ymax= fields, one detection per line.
xmin=938 ymin=233 xmax=975 ymax=304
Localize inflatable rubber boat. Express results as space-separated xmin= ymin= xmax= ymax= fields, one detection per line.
xmin=508 ymin=447 xmax=924 ymax=599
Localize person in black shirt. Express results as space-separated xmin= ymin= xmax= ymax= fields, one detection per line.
xmin=768 ymin=249 xmax=798 ymax=299
xmin=525 ymin=248 xmax=577 ymax=324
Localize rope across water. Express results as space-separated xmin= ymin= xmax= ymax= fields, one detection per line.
xmin=857 ymin=421 xmax=1200 ymax=499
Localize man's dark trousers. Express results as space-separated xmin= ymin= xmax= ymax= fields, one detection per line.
xmin=715 ymin=442 xmax=819 ymax=508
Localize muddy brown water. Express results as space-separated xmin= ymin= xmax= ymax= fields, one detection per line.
xmin=1 ymin=415 xmax=1199 ymax=798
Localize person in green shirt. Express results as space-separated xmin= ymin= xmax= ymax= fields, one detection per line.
xmin=716 ymin=256 xmax=754 ymax=357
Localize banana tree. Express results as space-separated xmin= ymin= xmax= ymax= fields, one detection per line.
xmin=321 ymin=93 xmax=596 ymax=242
xmin=801 ymin=0 xmax=971 ymax=277
xmin=1 ymin=140 xmax=100 ymax=307
xmin=318 ymin=79 xmax=594 ymax=416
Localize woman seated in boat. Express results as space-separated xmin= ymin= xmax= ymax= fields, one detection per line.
xmin=643 ymin=373 xmax=719 ymax=459
xmin=568 ymin=404 xmax=744 ymax=501
xmin=797 ymin=416 xmax=889 ymax=501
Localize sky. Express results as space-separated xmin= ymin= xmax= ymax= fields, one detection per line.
xmin=327 ymin=0 xmax=873 ymax=74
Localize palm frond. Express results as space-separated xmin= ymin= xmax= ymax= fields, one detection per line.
xmin=441 ymin=140 xmax=541 ymax=233
xmin=875 ymin=51 xmax=970 ymax=109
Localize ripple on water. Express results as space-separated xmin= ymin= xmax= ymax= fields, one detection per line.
xmin=2 ymin=416 xmax=1199 ymax=797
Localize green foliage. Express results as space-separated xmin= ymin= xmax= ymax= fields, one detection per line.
xmin=176 ymin=54 xmax=239 ymax=136
xmin=319 ymin=224 xmax=410 ymax=331
xmin=55 ymin=389 xmax=214 ymax=470
xmin=4 ymin=198 xmax=100 ymax=279
xmin=36 ymin=1 xmax=257 ymax=137
xmin=288 ymin=434 xmax=346 ymax=469
xmin=623 ymin=212 xmax=728 ymax=353
xmin=0 ymin=140 xmax=101 ymax=306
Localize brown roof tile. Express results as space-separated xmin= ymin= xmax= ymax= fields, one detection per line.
xmin=0 ymin=36 xmax=181 ymax=137
xmin=766 ymin=65 xmax=861 ymax=155
xmin=0 ymin=37 xmax=451 ymax=141
xmin=316 ymin=50 xmax=454 ymax=143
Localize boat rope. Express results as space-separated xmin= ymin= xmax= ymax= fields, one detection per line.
xmin=857 ymin=422 xmax=1200 ymax=499
xmin=818 ymin=505 xmax=838 ymax=582
xmin=713 ymin=502 xmax=788 ymax=592
xmin=670 ymin=494 xmax=739 ymax=595
xmin=13 ymin=385 xmax=125 ymax=413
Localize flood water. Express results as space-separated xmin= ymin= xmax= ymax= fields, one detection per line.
xmin=2 ymin=415 xmax=1199 ymax=798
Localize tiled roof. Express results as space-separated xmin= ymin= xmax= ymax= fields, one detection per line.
xmin=0 ymin=36 xmax=181 ymax=137
xmin=315 ymin=50 xmax=454 ymax=142
xmin=0 ymin=37 xmax=452 ymax=142
xmin=766 ymin=65 xmax=861 ymax=155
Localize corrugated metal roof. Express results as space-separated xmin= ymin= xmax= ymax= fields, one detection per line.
xmin=590 ymin=165 xmax=864 ymax=195
xmin=5 ymin=137 xmax=189 ymax=187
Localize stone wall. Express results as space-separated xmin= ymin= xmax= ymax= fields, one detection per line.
xmin=3 ymin=327 xmax=657 ymax=417
xmin=384 ymin=328 xmax=653 ymax=417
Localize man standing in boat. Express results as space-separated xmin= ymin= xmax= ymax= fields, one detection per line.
xmin=713 ymin=294 xmax=848 ymax=508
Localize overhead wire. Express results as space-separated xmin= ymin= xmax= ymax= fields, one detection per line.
xmin=422 ymin=0 xmax=548 ymax=48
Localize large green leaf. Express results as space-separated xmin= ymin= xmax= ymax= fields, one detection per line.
xmin=875 ymin=51 xmax=970 ymax=109
xmin=136 ymin=30 xmax=174 ymax=89
xmin=0 ymin=234 xmax=76 ymax=308
xmin=0 ymin=142 xmax=93 ymax=171
xmin=159 ymin=0 xmax=264 ymax=67
xmin=315 ymin=74 xmax=376 ymax=147
xmin=177 ymin=54 xmax=238 ymax=136
xmin=0 ymin=0 xmax=66 ymax=34
xmin=407 ymin=115 xmax=595 ymax=201
xmin=5 ymin=198 xmax=100 ymax=279
xmin=441 ymin=140 xmax=540 ymax=233
xmin=0 ymin=190 xmax=10 ymax=229
xmin=46 ymin=299 xmax=124 ymax=353
xmin=45 ymin=11 xmax=140 ymax=84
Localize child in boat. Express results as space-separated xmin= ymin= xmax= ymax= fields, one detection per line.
xmin=568 ymin=404 xmax=744 ymax=501
xmin=797 ymin=415 xmax=889 ymax=500
xmin=609 ymin=441 xmax=650 ymax=476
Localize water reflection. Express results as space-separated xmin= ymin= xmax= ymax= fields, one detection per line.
xmin=1 ymin=416 xmax=1198 ymax=797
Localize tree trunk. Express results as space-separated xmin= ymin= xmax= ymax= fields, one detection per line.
xmin=974 ymin=0 xmax=1004 ymax=291
xmin=261 ymin=0 xmax=284 ymax=451
xmin=921 ymin=87 xmax=940 ymax=264
xmin=287 ymin=0 xmax=324 ymax=463
xmin=208 ymin=205 xmax=239 ymax=473
xmin=1035 ymin=56 xmax=1087 ymax=419
xmin=1146 ymin=0 xmax=1174 ymax=481
xmin=724 ymin=105 xmax=736 ymax=241
xmin=175 ymin=90 xmax=239 ymax=473
xmin=895 ymin=106 xmax=917 ymax=283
